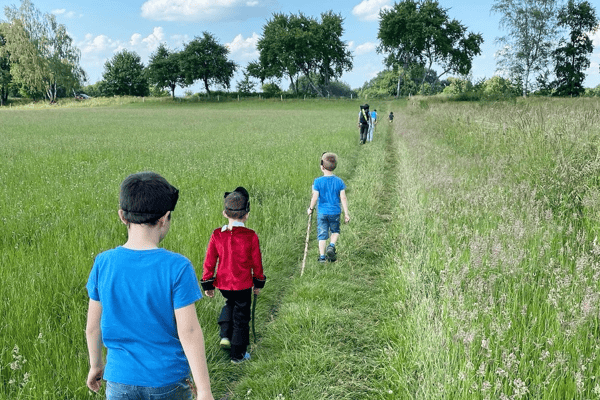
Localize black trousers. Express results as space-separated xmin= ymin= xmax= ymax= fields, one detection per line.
xmin=218 ymin=288 xmax=252 ymax=359
xmin=359 ymin=124 xmax=369 ymax=143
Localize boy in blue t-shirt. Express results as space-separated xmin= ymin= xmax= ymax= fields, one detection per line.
xmin=307 ymin=153 xmax=351 ymax=262
xmin=85 ymin=172 xmax=213 ymax=400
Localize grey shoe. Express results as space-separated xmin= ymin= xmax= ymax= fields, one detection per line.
xmin=326 ymin=245 xmax=336 ymax=262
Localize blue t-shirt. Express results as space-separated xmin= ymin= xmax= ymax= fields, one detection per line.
xmin=371 ymin=111 xmax=377 ymax=121
xmin=86 ymin=247 xmax=202 ymax=386
xmin=313 ymin=175 xmax=346 ymax=215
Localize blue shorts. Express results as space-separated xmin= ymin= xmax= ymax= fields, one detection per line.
xmin=106 ymin=378 xmax=194 ymax=400
xmin=317 ymin=214 xmax=341 ymax=240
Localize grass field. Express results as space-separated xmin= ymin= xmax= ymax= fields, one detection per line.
xmin=2 ymin=96 xmax=600 ymax=399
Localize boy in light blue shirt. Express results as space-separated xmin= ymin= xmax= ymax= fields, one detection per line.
xmin=85 ymin=172 xmax=213 ymax=400
xmin=307 ymin=153 xmax=350 ymax=262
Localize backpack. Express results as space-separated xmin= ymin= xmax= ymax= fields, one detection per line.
xmin=359 ymin=106 xmax=370 ymax=124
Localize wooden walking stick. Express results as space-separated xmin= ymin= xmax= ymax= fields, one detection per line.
xmin=300 ymin=212 xmax=313 ymax=276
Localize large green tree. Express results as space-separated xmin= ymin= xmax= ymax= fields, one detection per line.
xmin=3 ymin=0 xmax=83 ymax=101
xmin=378 ymin=0 xmax=483 ymax=93
xmin=552 ymin=0 xmax=598 ymax=96
xmin=180 ymin=32 xmax=236 ymax=95
xmin=492 ymin=0 xmax=561 ymax=96
xmin=255 ymin=11 xmax=352 ymax=96
xmin=99 ymin=49 xmax=149 ymax=97
xmin=146 ymin=43 xmax=186 ymax=98
xmin=0 ymin=25 xmax=11 ymax=105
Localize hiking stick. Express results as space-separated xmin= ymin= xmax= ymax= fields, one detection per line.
xmin=252 ymin=293 xmax=257 ymax=343
xmin=300 ymin=212 xmax=313 ymax=277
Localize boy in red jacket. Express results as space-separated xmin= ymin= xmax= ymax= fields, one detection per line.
xmin=201 ymin=187 xmax=266 ymax=363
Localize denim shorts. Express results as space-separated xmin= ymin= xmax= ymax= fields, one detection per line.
xmin=317 ymin=214 xmax=341 ymax=240
xmin=106 ymin=377 xmax=194 ymax=400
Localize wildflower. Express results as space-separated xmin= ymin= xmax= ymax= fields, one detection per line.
xmin=513 ymin=379 xmax=528 ymax=398
xmin=481 ymin=381 xmax=491 ymax=392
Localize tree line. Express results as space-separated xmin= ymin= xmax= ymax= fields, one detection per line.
xmin=370 ymin=0 xmax=599 ymax=98
xmin=1 ymin=0 xmax=599 ymax=105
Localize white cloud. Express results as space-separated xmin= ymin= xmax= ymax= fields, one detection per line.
xmin=130 ymin=33 xmax=143 ymax=46
xmin=226 ymin=33 xmax=259 ymax=60
xmin=141 ymin=0 xmax=249 ymax=22
xmin=52 ymin=8 xmax=76 ymax=18
xmin=352 ymin=0 xmax=392 ymax=22
xmin=80 ymin=34 xmax=121 ymax=54
xmin=592 ymin=31 xmax=600 ymax=48
xmin=354 ymin=42 xmax=376 ymax=56
xmin=141 ymin=27 xmax=165 ymax=51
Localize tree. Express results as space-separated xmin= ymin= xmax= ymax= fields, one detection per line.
xmin=294 ymin=72 xmax=354 ymax=97
xmin=146 ymin=43 xmax=186 ymax=98
xmin=3 ymin=0 xmax=83 ymax=102
xmin=236 ymin=69 xmax=256 ymax=95
xmin=99 ymin=49 xmax=149 ymax=97
xmin=378 ymin=0 xmax=483 ymax=93
xmin=552 ymin=0 xmax=598 ymax=96
xmin=180 ymin=32 xmax=236 ymax=95
xmin=0 ymin=25 xmax=11 ymax=105
xmin=256 ymin=11 xmax=352 ymax=97
xmin=492 ymin=0 xmax=561 ymax=96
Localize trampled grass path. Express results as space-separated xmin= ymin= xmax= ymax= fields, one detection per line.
xmin=215 ymin=108 xmax=420 ymax=399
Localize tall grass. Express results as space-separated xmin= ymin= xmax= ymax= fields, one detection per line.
xmin=0 ymin=100 xmax=360 ymax=399
xmin=385 ymin=96 xmax=600 ymax=399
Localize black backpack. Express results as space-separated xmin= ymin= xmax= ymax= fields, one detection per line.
xmin=359 ymin=106 xmax=370 ymax=124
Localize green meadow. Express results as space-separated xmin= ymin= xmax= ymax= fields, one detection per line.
xmin=2 ymin=96 xmax=600 ymax=399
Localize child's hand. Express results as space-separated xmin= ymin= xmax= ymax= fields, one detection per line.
xmin=205 ymin=290 xmax=215 ymax=298
xmin=307 ymin=207 xmax=313 ymax=215
xmin=253 ymin=287 xmax=261 ymax=295
xmin=344 ymin=214 xmax=350 ymax=224
xmin=86 ymin=365 xmax=104 ymax=392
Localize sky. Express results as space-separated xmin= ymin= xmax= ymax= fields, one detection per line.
xmin=3 ymin=0 xmax=600 ymax=94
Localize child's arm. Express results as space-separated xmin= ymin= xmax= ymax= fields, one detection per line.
xmin=307 ymin=189 xmax=319 ymax=215
xmin=201 ymin=234 xmax=218 ymax=298
xmin=340 ymin=189 xmax=350 ymax=223
xmin=175 ymin=304 xmax=214 ymax=400
xmin=85 ymin=299 xmax=104 ymax=393
xmin=251 ymin=234 xmax=266 ymax=295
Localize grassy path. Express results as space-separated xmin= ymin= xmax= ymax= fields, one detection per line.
xmin=214 ymin=104 xmax=422 ymax=399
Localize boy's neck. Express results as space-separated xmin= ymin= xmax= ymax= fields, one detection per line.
xmin=227 ymin=218 xmax=245 ymax=229
xmin=123 ymin=224 xmax=161 ymax=250
xmin=322 ymin=170 xmax=334 ymax=176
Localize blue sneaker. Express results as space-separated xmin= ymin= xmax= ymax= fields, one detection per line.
xmin=231 ymin=352 xmax=251 ymax=364
xmin=318 ymin=255 xmax=326 ymax=263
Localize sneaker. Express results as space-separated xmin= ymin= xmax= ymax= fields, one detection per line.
xmin=231 ymin=352 xmax=251 ymax=364
xmin=318 ymin=255 xmax=326 ymax=263
xmin=326 ymin=245 xmax=337 ymax=262
xmin=219 ymin=338 xmax=231 ymax=349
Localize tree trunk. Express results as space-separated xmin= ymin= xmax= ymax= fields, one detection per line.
xmin=203 ymin=77 xmax=211 ymax=95
xmin=305 ymin=74 xmax=324 ymax=97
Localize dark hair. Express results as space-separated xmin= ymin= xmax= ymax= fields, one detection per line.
xmin=321 ymin=152 xmax=337 ymax=171
xmin=224 ymin=187 xmax=250 ymax=219
xmin=120 ymin=172 xmax=179 ymax=225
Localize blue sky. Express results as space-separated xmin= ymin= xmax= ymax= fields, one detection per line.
xmin=6 ymin=0 xmax=600 ymax=94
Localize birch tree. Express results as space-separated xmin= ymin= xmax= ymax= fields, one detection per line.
xmin=492 ymin=0 xmax=560 ymax=96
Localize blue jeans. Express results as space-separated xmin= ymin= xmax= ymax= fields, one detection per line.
xmin=317 ymin=214 xmax=340 ymax=240
xmin=106 ymin=378 xmax=194 ymax=400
